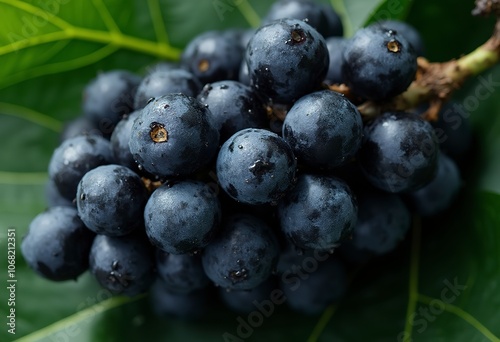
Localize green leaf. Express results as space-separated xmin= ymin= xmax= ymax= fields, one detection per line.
xmin=14 ymin=294 xmax=147 ymax=342
xmin=0 ymin=0 xmax=268 ymax=90
xmin=406 ymin=0 xmax=495 ymax=62
xmin=0 ymin=1 xmax=267 ymax=341
xmin=363 ymin=0 xmax=414 ymax=25
xmin=318 ymin=191 xmax=500 ymax=342
xmin=330 ymin=0 xmax=413 ymax=36
xmin=2 ymin=0 xmax=500 ymax=342
xmin=464 ymin=64 xmax=500 ymax=194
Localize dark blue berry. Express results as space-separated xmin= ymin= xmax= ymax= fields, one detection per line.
xmin=375 ymin=20 xmax=425 ymax=56
xmin=181 ymin=30 xmax=243 ymax=85
xmin=236 ymin=30 xmax=255 ymax=86
xmin=432 ymin=102 xmax=473 ymax=163
xmin=76 ymin=165 xmax=148 ymax=236
xmin=342 ymin=191 xmax=411 ymax=257
xmin=238 ymin=61 xmax=251 ymax=85
xmin=144 ymin=180 xmax=221 ymax=254
xmin=216 ymin=128 xmax=297 ymax=205
xmin=129 ymin=94 xmax=219 ymax=177
xmin=202 ymin=214 xmax=279 ymax=290
xmin=357 ymin=111 xmax=439 ymax=193
xmin=329 ymin=160 xmax=371 ymax=195
xmin=278 ymin=174 xmax=357 ymax=251
xmin=219 ymin=277 xmax=277 ymax=314
xmin=223 ymin=28 xmax=250 ymax=48
xmin=60 ymin=117 xmax=103 ymax=141
xmin=342 ymin=26 xmax=417 ymax=100
xmin=281 ymin=258 xmax=346 ymax=315
xmin=239 ymin=29 xmax=255 ymax=49
xmin=150 ymin=281 xmax=212 ymax=320
xmin=134 ymin=69 xmax=202 ymax=109
xmin=83 ymin=70 xmax=140 ymax=128
xmin=263 ymin=0 xmax=342 ymax=38
xmin=246 ymin=18 xmax=329 ymax=104
xmin=156 ymin=250 xmax=210 ymax=293
xmin=88 ymin=234 xmax=155 ymax=296
xmin=45 ymin=179 xmax=74 ymax=208
xmin=276 ymin=241 xmax=328 ymax=275
xmin=407 ymin=153 xmax=461 ymax=216
xmin=282 ymin=90 xmax=362 ymax=169
xmin=21 ymin=207 xmax=94 ymax=281
xmin=325 ymin=37 xmax=349 ymax=84
xmin=110 ymin=111 xmax=141 ymax=171
xmin=321 ymin=3 xmax=344 ymax=37
xmin=48 ymin=135 xmax=115 ymax=200
xmin=197 ymin=81 xmax=267 ymax=142
xmin=144 ymin=61 xmax=180 ymax=75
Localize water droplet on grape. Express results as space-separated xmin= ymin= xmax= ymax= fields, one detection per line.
xmin=229 ymin=268 xmax=248 ymax=282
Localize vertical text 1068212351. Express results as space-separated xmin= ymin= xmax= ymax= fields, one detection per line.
xmin=6 ymin=228 xmax=17 ymax=335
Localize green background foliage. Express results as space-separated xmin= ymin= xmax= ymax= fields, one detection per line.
xmin=0 ymin=0 xmax=499 ymax=341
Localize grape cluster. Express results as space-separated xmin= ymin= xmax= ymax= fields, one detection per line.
xmin=23 ymin=0 xmax=468 ymax=319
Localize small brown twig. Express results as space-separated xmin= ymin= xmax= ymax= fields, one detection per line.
xmin=329 ymin=0 xmax=500 ymax=121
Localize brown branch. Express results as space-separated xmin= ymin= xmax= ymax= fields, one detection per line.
xmin=328 ymin=3 xmax=500 ymax=121
xmin=472 ymin=0 xmax=500 ymax=17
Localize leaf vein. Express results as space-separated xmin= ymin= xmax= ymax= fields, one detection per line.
xmin=236 ymin=0 xmax=261 ymax=28
xmin=418 ymin=294 xmax=500 ymax=342
xmin=0 ymin=0 xmax=72 ymax=30
xmin=37 ymin=40 xmax=71 ymax=65
xmin=91 ymin=0 xmax=122 ymax=33
xmin=1 ymin=26 xmax=180 ymax=59
xmin=0 ymin=0 xmax=181 ymax=86
xmin=0 ymin=102 xmax=62 ymax=132
xmin=0 ymin=31 xmax=72 ymax=56
xmin=330 ymin=0 xmax=353 ymax=37
xmin=306 ymin=305 xmax=337 ymax=342
xmin=13 ymin=295 xmax=146 ymax=342
xmin=0 ymin=44 xmax=119 ymax=90
xmin=402 ymin=216 xmax=422 ymax=342
xmin=0 ymin=171 xmax=48 ymax=185
xmin=147 ymin=0 xmax=169 ymax=45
